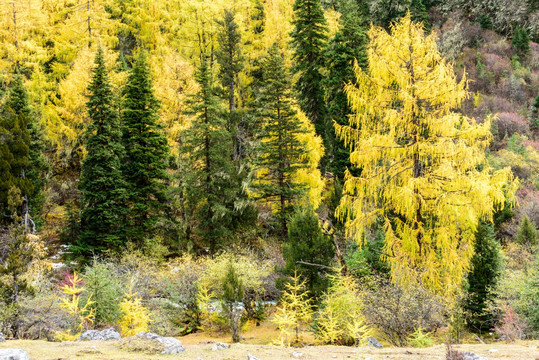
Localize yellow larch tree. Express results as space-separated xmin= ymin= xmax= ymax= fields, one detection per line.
xmin=335 ymin=14 xmax=516 ymax=298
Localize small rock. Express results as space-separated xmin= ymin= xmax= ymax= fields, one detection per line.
xmin=212 ymin=342 xmax=230 ymax=350
xmin=78 ymin=328 xmax=121 ymax=341
xmin=247 ymin=355 xmax=260 ymax=360
xmin=0 ymin=333 xmax=5 ymax=342
xmin=462 ymin=352 xmax=489 ymax=360
xmin=488 ymin=349 xmax=498 ymax=353
xmin=291 ymin=351 xmax=304 ymax=358
xmin=135 ymin=332 xmax=182 ymax=349
xmin=367 ymin=336 xmax=383 ymax=348
xmin=161 ymin=344 xmax=186 ymax=354
xmin=331 ymin=356 xmax=337 ymax=359
xmin=0 ymin=349 xmax=30 ymax=360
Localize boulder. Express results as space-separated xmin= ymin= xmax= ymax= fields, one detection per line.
xmin=463 ymin=352 xmax=489 ymax=360
xmin=367 ymin=336 xmax=383 ymax=348
xmin=161 ymin=344 xmax=186 ymax=354
xmin=0 ymin=349 xmax=30 ymax=360
xmin=135 ymin=332 xmax=182 ymax=349
xmin=0 ymin=333 xmax=5 ymax=342
xmin=211 ymin=342 xmax=230 ymax=350
xmin=78 ymin=328 xmax=121 ymax=341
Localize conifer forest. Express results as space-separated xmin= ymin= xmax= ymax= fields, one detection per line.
xmin=0 ymin=0 xmax=538 ymax=358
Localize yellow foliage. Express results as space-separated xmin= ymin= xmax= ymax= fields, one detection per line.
xmin=316 ymin=272 xmax=370 ymax=345
xmin=272 ymin=271 xmax=313 ymax=346
xmin=57 ymin=272 xmax=95 ymax=341
xmin=335 ymin=14 xmax=516 ymax=299
xmin=118 ymin=285 xmax=150 ymax=337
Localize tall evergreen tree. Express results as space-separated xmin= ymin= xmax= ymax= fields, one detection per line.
xmin=324 ymin=0 xmax=368 ymax=180
xmin=182 ymin=56 xmax=241 ymax=253
xmin=0 ymin=93 xmax=31 ymax=226
xmin=75 ymin=48 xmax=128 ymax=258
xmin=253 ymin=44 xmax=308 ymax=236
xmin=7 ymin=76 xmax=48 ymax=229
xmin=290 ymin=0 xmax=329 ymax=163
xmin=121 ymin=52 xmax=169 ymax=246
xmin=464 ymin=222 xmax=502 ymax=331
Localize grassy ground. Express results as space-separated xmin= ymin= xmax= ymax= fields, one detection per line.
xmin=1 ymin=322 xmax=538 ymax=360
xmin=1 ymin=339 xmax=539 ymax=360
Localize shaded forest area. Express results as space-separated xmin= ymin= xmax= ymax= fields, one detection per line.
xmin=0 ymin=0 xmax=538 ymax=349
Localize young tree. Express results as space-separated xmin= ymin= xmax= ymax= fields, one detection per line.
xmin=76 ymin=48 xmax=128 ymax=258
xmin=290 ymin=0 xmax=329 ymax=155
xmin=221 ymin=262 xmax=244 ymax=343
xmin=324 ymin=0 xmax=368 ymax=179
xmin=181 ymin=56 xmax=242 ymax=252
xmin=283 ymin=206 xmax=334 ymax=298
xmin=121 ymin=51 xmax=169 ymax=246
xmin=272 ymin=271 xmax=313 ymax=346
xmin=512 ymin=26 xmax=530 ymax=56
xmin=335 ymin=14 xmax=515 ymax=298
xmin=252 ymin=44 xmax=308 ymax=236
xmin=515 ymin=214 xmax=538 ymax=249
xmin=464 ymin=223 xmax=503 ymax=331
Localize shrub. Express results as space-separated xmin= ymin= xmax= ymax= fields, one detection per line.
xmin=361 ymin=279 xmax=445 ymax=346
xmin=515 ymin=214 xmax=538 ymax=248
xmin=315 ymin=271 xmax=370 ymax=346
xmin=81 ymin=259 xmax=124 ymax=327
xmin=494 ymin=303 xmax=527 ymax=341
xmin=118 ymin=284 xmax=150 ymax=337
xmin=407 ymin=327 xmax=434 ymax=348
xmin=57 ymin=272 xmax=95 ymax=340
xmin=496 ymin=112 xmax=530 ymax=139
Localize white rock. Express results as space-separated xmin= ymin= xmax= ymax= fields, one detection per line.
xmin=78 ymin=328 xmax=121 ymax=341
xmin=212 ymin=342 xmax=230 ymax=350
xmin=247 ymin=355 xmax=260 ymax=360
xmin=135 ymin=332 xmax=182 ymax=348
xmin=0 ymin=349 xmax=30 ymax=360
xmin=291 ymin=351 xmax=304 ymax=358
xmin=161 ymin=344 xmax=186 ymax=354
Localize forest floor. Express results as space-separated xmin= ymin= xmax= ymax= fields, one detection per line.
xmin=1 ymin=320 xmax=538 ymax=360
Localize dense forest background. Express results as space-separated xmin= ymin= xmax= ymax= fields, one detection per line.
xmin=0 ymin=0 xmax=538 ymax=347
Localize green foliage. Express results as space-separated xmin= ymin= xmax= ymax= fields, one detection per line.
xmin=76 ymin=48 xmax=128 ymax=259
xmin=324 ymin=0 xmax=368 ymax=179
xmin=345 ymin=230 xmax=391 ymax=279
xmin=121 ymin=51 xmax=170 ymax=246
xmin=252 ymin=44 xmax=308 ymax=235
xmin=283 ymin=206 xmax=334 ymax=298
xmin=7 ymin=76 xmax=48 ymax=227
xmin=512 ymin=26 xmax=530 ymax=56
xmin=81 ymin=259 xmax=124 ymax=327
xmin=519 ymin=254 xmax=539 ymax=333
xmin=221 ymin=262 xmax=244 ymax=342
xmin=464 ymin=223 xmax=503 ymax=331
xmin=290 ymin=0 xmax=329 ymax=161
xmin=181 ymin=56 xmax=241 ymax=253
xmin=515 ymin=214 xmax=538 ymax=248
xmin=407 ymin=327 xmax=434 ymax=348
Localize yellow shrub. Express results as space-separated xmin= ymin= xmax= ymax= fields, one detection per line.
xmin=57 ymin=272 xmax=95 ymax=341
xmin=118 ymin=286 xmax=150 ymax=337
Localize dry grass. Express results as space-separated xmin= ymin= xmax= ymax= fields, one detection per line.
xmin=1 ymin=339 xmax=538 ymax=360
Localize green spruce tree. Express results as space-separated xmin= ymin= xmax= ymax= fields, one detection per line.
xmin=512 ymin=26 xmax=530 ymax=56
xmin=290 ymin=0 xmax=329 ymax=163
xmin=253 ymin=44 xmax=308 ymax=236
xmin=121 ymin=51 xmax=169 ymax=246
xmin=181 ymin=56 xmax=241 ymax=253
xmin=515 ymin=214 xmax=538 ymax=248
xmin=0 ymin=92 xmax=31 ymax=226
xmin=7 ymin=76 xmax=48 ymax=229
xmin=324 ymin=0 xmax=368 ymax=180
xmin=283 ymin=206 xmax=334 ymax=298
xmin=464 ymin=222 xmax=503 ymax=331
xmin=75 ymin=48 xmax=128 ymax=258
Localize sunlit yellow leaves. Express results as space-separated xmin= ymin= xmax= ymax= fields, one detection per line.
xmin=336 ymin=14 xmax=516 ymax=300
